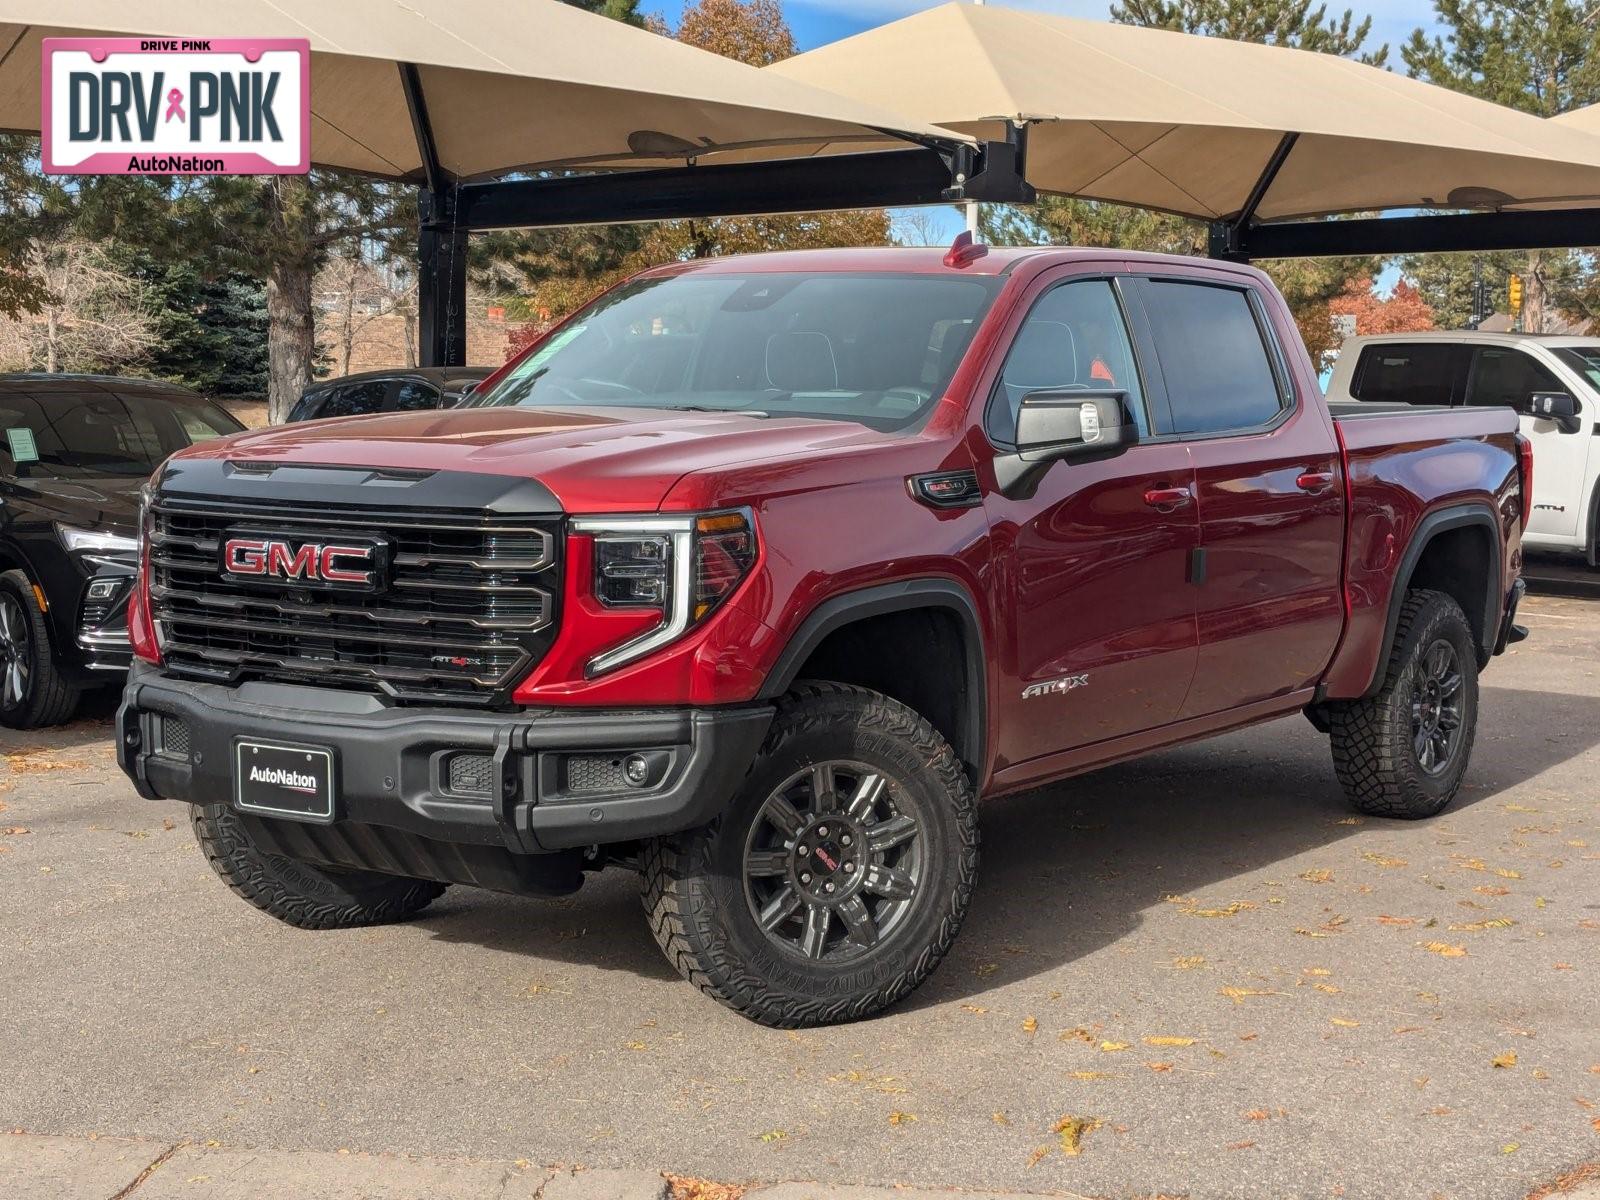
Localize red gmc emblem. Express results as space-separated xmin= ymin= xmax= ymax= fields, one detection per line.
xmin=221 ymin=533 xmax=387 ymax=590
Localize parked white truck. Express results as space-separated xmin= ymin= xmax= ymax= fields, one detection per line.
xmin=1328 ymin=332 xmax=1600 ymax=565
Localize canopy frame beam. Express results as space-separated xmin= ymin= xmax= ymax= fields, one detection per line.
xmin=1214 ymin=207 xmax=1600 ymax=261
xmin=417 ymin=135 xmax=1031 ymax=366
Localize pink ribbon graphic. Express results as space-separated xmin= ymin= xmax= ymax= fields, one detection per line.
xmin=164 ymin=87 xmax=185 ymax=123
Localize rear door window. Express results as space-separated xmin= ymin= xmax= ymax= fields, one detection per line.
xmin=389 ymin=381 xmax=441 ymax=412
xmin=1465 ymin=347 xmax=1562 ymax=412
xmin=1137 ymin=279 xmax=1287 ymax=435
xmin=317 ymin=381 xmax=391 ymax=419
xmin=1350 ymin=343 xmax=1465 ymax=406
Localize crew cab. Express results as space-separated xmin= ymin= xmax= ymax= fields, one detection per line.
xmin=118 ymin=245 xmax=1527 ymax=1027
xmin=1328 ymin=332 xmax=1597 ymax=565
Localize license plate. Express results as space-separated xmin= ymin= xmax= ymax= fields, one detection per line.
xmin=235 ymin=740 xmax=335 ymax=822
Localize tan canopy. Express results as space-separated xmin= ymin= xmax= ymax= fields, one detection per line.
xmin=770 ymin=1 xmax=1600 ymax=223
xmin=0 ymin=0 xmax=962 ymax=181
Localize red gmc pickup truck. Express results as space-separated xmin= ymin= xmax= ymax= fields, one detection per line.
xmin=117 ymin=244 xmax=1528 ymax=1027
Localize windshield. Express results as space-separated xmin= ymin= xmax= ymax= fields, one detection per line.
xmin=469 ymin=271 xmax=1004 ymax=430
xmin=1554 ymin=347 xmax=1600 ymax=396
xmin=0 ymin=389 xmax=243 ymax=477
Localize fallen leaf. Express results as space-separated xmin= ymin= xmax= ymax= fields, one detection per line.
xmin=1025 ymin=1146 xmax=1050 ymax=1169
xmin=1099 ymin=1041 xmax=1130 ymax=1052
xmin=1555 ymin=963 xmax=1575 ymax=971
xmin=1591 ymin=1117 xmax=1600 ymax=1134
xmin=1314 ymin=983 xmax=1342 ymax=994
xmin=1059 ymin=1027 xmax=1093 ymax=1043
xmin=1492 ymin=1052 xmax=1518 ymax=1069
xmin=1299 ymin=868 xmax=1334 ymax=883
xmin=1363 ymin=852 xmax=1408 ymax=868
xmin=1143 ymin=1036 xmax=1197 ymax=1047
xmin=960 ymin=1004 xmax=989 ymax=1015
xmin=975 ymin=962 xmax=999 ymax=977
xmin=1054 ymin=1115 xmax=1102 ymax=1157
xmin=1022 ymin=1016 xmax=1038 ymax=1035
xmin=1376 ymin=915 xmax=1417 ymax=927
xmin=1145 ymin=1062 xmax=1174 ymax=1072
xmin=1450 ymin=917 xmax=1516 ymax=932
xmin=1172 ymin=956 xmax=1206 ymax=970
xmin=888 ymin=1112 xmax=916 ymax=1126
xmin=623 ymin=1040 xmax=649 ymax=1051
xmin=1181 ymin=901 xmax=1257 ymax=918
xmin=1244 ymin=1109 xmax=1272 ymax=1121
xmin=1420 ymin=941 xmax=1468 ymax=958
xmin=1334 ymin=816 xmax=1363 ymax=825
xmin=1294 ymin=928 xmax=1333 ymax=938
xmin=1493 ymin=867 xmax=1522 ymax=879
xmin=1502 ymin=803 xmax=1540 ymax=813
xmin=1304 ymin=967 xmax=1332 ymax=976
xmin=1069 ymin=1071 xmax=1114 ymax=1080
xmin=1220 ymin=987 xmax=1283 ymax=1004
xmin=1 ymin=826 xmax=29 ymax=836
xmin=756 ymin=1130 xmax=787 ymax=1143
xmin=992 ymin=1112 xmax=1010 ymax=1126
xmin=1229 ymin=1140 xmax=1258 ymax=1150
xmin=1474 ymin=885 xmax=1511 ymax=896
xmin=1502 ymin=1143 xmax=1519 ymax=1154
xmin=1331 ymin=1017 xmax=1360 ymax=1027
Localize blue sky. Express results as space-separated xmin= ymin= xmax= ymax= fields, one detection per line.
xmin=645 ymin=0 xmax=1443 ymax=56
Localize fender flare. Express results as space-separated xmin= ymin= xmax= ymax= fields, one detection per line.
xmin=1365 ymin=503 xmax=1502 ymax=697
xmin=757 ymin=578 xmax=988 ymax=775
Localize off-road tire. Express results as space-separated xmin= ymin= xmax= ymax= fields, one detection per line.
xmin=1328 ymin=589 xmax=1479 ymax=819
xmin=641 ymin=683 xmax=979 ymax=1027
xmin=191 ymin=802 xmax=447 ymax=929
xmin=0 ymin=569 xmax=79 ymax=730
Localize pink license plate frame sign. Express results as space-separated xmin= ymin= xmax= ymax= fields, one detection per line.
xmin=42 ymin=37 xmax=310 ymax=175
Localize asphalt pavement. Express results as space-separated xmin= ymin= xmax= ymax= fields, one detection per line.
xmin=3 ymin=595 xmax=1597 ymax=1200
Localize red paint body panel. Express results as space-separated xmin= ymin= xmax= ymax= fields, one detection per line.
xmin=155 ymin=246 xmax=1525 ymax=796
xmin=1318 ymin=407 xmax=1523 ymax=699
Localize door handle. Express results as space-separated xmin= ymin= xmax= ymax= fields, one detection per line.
xmin=1296 ymin=470 xmax=1336 ymax=494
xmin=1143 ymin=485 xmax=1192 ymax=510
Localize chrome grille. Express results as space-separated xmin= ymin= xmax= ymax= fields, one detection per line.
xmin=149 ymin=496 xmax=561 ymax=706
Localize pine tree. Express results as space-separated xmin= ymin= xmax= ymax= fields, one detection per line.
xmin=1401 ymin=1 xmax=1600 ymax=332
xmin=114 ymin=251 xmax=269 ymax=398
xmin=1109 ymin=0 xmax=1387 ymax=63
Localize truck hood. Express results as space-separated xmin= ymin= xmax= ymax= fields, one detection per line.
xmin=176 ymin=406 xmax=896 ymax=511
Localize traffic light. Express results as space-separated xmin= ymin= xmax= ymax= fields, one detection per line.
xmin=1509 ymin=275 xmax=1524 ymax=313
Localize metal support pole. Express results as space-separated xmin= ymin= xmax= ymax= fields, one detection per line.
xmin=418 ymin=188 xmax=468 ymax=368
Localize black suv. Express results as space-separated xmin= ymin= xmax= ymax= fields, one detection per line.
xmin=286 ymin=366 xmax=494 ymax=423
xmin=0 ymin=375 xmax=243 ymax=728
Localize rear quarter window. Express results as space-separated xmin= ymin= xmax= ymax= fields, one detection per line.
xmin=1351 ymin=344 xmax=1461 ymax=406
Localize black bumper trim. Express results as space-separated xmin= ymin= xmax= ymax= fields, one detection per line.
xmin=118 ymin=662 xmax=772 ymax=854
xmin=1494 ymin=577 xmax=1527 ymax=655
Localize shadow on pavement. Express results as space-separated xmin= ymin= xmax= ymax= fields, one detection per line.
xmin=407 ymin=682 xmax=1600 ymax=1008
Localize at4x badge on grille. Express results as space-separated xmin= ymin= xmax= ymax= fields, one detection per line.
xmin=220 ymin=531 xmax=390 ymax=591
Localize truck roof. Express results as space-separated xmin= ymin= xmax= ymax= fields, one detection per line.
xmin=1343 ymin=330 xmax=1600 ymax=350
xmin=636 ymin=244 xmax=1259 ymax=280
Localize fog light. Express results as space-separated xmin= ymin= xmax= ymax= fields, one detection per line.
xmin=86 ymin=579 xmax=122 ymax=601
xmin=623 ymin=754 xmax=650 ymax=786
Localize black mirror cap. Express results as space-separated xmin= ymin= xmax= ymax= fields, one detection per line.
xmin=995 ymin=388 xmax=1139 ymax=500
xmin=1528 ymin=391 xmax=1580 ymax=431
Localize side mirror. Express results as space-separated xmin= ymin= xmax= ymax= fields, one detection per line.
xmin=452 ymin=382 xmax=480 ymax=407
xmin=1527 ymin=391 xmax=1580 ymax=433
xmin=995 ymin=389 xmax=1138 ymax=500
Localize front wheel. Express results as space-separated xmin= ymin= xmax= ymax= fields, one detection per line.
xmin=641 ymin=683 xmax=979 ymax=1027
xmin=0 ymin=569 xmax=79 ymax=730
xmin=1328 ymin=589 xmax=1479 ymax=819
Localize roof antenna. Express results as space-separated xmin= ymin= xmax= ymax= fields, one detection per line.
xmin=944 ymin=229 xmax=989 ymax=268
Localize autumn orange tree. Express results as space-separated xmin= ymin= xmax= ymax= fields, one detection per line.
xmin=1328 ymin=275 xmax=1436 ymax=337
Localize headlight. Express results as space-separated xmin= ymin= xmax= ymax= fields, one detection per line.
xmin=56 ymin=524 xmax=139 ymax=556
xmin=572 ymin=510 xmax=758 ymax=676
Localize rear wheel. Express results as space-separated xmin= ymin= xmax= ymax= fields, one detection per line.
xmin=1328 ymin=589 xmax=1478 ymax=819
xmin=641 ymin=683 xmax=979 ymax=1027
xmin=191 ymin=802 xmax=446 ymax=929
xmin=0 ymin=570 xmax=79 ymax=730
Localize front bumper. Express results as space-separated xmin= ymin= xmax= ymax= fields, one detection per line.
xmin=118 ymin=662 xmax=772 ymax=860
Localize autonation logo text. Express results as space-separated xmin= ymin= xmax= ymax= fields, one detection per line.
xmin=249 ymin=765 xmax=319 ymax=794
xmin=42 ymin=37 xmax=309 ymax=175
